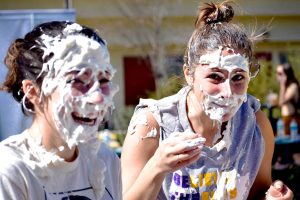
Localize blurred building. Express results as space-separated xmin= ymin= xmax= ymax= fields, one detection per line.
xmin=1 ymin=0 xmax=300 ymax=128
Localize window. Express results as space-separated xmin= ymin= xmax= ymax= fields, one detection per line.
xmin=124 ymin=56 xmax=156 ymax=106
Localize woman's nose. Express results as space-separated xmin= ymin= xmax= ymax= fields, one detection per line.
xmin=220 ymin=79 xmax=232 ymax=98
xmin=87 ymin=90 xmax=104 ymax=104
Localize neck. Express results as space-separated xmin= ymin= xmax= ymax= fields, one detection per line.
xmin=28 ymin=116 xmax=78 ymax=162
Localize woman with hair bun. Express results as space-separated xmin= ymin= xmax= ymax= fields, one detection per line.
xmin=121 ymin=1 xmax=293 ymax=199
xmin=0 ymin=21 xmax=121 ymax=199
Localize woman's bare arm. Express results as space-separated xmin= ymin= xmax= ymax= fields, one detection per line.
xmin=248 ymin=110 xmax=274 ymax=199
xmin=121 ymin=109 xmax=202 ymax=200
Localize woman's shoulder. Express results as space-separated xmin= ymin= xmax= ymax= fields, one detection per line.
xmin=245 ymin=94 xmax=261 ymax=113
xmin=0 ymin=148 xmax=28 ymax=199
xmin=289 ymin=82 xmax=299 ymax=88
xmin=287 ymin=82 xmax=299 ymax=93
xmin=0 ymin=132 xmax=27 ymax=160
xmin=0 ymin=138 xmax=28 ymax=180
xmin=133 ymin=87 xmax=190 ymax=125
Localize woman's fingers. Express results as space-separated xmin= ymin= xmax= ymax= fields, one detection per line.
xmin=152 ymin=131 xmax=205 ymax=173
xmin=267 ymin=181 xmax=283 ymax=198
xmin=175 ymin=147 xmax=202 ymax=162
xmin=266 ymin=180 xmax=294 ymax=200
xmin=175 ymin=150 xmax=202 ymax=169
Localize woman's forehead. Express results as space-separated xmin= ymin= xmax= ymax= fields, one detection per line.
xmin=42 ymin=35 xmax=109 ymax=70
xmin=198 ymin=50 xmax=249 ymax=73
xmin=49 ymin=39 xmax=114 ymax=78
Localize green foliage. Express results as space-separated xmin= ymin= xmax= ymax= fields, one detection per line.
xmin=112 ymin=105 xmax=135 ymax=131
xmin=248 ymin=59 xmax=278 ymax=103
xmin=147 ymin=75 xmax=185 ymax=99
xmin=285 ymin=50 xmax=300 ymax=82
xmin=248 ymin=50 xmax=300 ymax=105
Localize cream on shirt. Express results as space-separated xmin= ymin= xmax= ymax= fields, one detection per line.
xmin=0 ymin=130 xmax=122 ymax=200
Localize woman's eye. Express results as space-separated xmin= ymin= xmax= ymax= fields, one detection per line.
xmin=208 ymin=73 xmax=224 ymax=82
xmin=231 ymin=74 xmax=245 ymax=82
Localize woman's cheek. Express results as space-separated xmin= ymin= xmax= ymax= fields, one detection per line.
xmin=232 ymin=83 xmax=248 ymax=95
xmin=200 ymin=84 xmax=221 ymax=96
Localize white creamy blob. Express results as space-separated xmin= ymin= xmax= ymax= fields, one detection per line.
xmin=38 ymin=29 xmax=118 ymax=149
xmin=201 ymin=86 xmax=247 ymax=122
xmin=198 ymin=48 xmax=249 ymax=122
xmin=213 ymin=169 xmax=250 ymax=200
xmin=199 ymin=47 xmax=250 ymax=73
xmin=128 ymin=109 xmax=158 ymax=140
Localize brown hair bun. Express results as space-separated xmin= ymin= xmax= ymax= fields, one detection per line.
xmin=196 ymin=1 xmax=234 ymax=28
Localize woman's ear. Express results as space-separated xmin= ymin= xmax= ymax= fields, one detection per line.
xmin=183 ymin=64 xmax=193 ymax=86
xmin=22 ymin=80 xmax=40 ymax=105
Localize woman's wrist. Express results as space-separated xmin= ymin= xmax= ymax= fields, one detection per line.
xmin=147 ymin=156 xmax=168 ymax=180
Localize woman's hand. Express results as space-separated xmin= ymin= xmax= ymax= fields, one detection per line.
xmin=149 ymin=131 xmax=204 ymax=174
xmin=265 ymin=180 xmax=294 ymax=200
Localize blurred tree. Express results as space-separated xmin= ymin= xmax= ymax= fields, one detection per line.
xmin=109 ymin=0 xmax=186 ymax=90
xmin=248 ymin=58 xmax=278 ymax=103
xmin=146 ymin=75 xmax=185 ymax=100
xmin=285 ymin=50 xmax=300 ymax=81
xmin=112 ymin=105 xmax=135 ymax=131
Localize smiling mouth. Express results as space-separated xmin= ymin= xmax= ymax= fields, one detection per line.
xmin=72 ymin=112 xmax=97 ymax=126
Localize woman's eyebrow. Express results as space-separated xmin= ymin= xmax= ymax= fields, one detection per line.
xmin=232 ymin=68 xmax=247 ymax=73
xmin=208 ymin=68 xmax=230 ymax=73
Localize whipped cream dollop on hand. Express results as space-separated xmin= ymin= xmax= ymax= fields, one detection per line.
xmin=167 ymin=130 xmax=206 ymax=150
xmin=183 ymin=130 xmax=206 ymax=148
xmin=185 ymin=136 xmax=206 ymax=148
xmin=154 ymin=130 xmax=205 ymax=172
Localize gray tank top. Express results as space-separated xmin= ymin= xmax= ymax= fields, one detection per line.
xmin=134 ymin=87 xmax=265 ymax=200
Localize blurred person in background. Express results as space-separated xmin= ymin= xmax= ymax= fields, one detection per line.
xmin=275 ymin=62 xmax=300 ymax=169
xmin=0 ymin=21 xmax=121 ymax=200
xmin=276 ymin=62 xmax=300 ymax=135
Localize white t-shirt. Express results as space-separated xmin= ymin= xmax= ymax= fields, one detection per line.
xmin=0 ymin=130 xmax=122 ymax=200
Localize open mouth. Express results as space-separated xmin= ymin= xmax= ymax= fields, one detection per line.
xmin=72 ymin=112 xmax=97 ymax=126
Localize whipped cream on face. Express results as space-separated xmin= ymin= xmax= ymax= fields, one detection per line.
xmin=201 ymin=85 xmax=247 ymax=122
xmin=198 ymin=48 xmax=249 ymax=122
xmin=198 ymin=47 xmax=250 ymax=74
xmin=38 ymin=27 xmax=118 ymax=149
